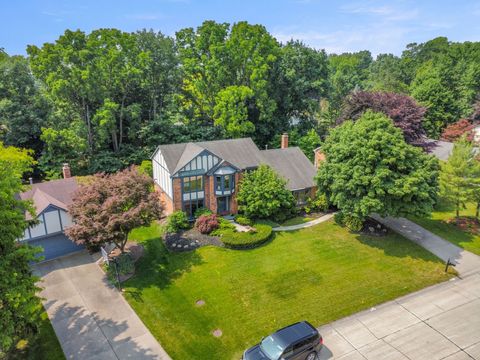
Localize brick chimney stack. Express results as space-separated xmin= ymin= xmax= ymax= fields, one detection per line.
xmin=62 ymin=163 xmax=72 ymax=179
xmin=281 ymin=133 xmax=289 ymax=149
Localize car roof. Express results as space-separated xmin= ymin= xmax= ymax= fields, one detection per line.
xmin=271 ymin=321 xmax=317 ymax=346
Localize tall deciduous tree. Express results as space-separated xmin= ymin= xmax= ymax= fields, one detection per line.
xmin=237 ymin=164 xmax=296 ymax=221
xmin=0 ymin=143 xmax=42 ymax=357
xmin=317 ymin=111 xmax=438 ymax=223
xmin=66 ymin=166 xmax=163 ymax=252
xmin=338 ymin=91 xmax=427 ymax=146
xmin=440 ymin=137 xmax=477 ymax=218
xmin=0 ymin=55 xmax=50 ymax=156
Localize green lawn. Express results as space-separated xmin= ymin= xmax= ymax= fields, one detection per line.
xmin=280 ymin=216 xmax=314 ymax=226
xmin=410 ymin=201 xmax=480 ymax=256
xmin=124 ymin=220 xmax=452 ymax=360
xmin=11 ymin=311 xmax=64 ymax=360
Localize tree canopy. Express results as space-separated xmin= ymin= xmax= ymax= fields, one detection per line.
xmin=0 ymin=143 xmax=42 ymax=357
xmin=237 ymin=164 xmax=296 ymax=222
xmin=65 ymin=166 xmax=163 ymax=253
xmin=317 ymin=111 xmax=439 ymax=223
xmin=0 ymin=27 xmax=477 ymax=181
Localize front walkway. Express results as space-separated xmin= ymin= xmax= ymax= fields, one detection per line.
xmin=34 ymin=251 xmax=171 ymax=360
xmin=318 ymin=274 xmax=480 ymax=359
xmin=273 ymin=213 xmax=335 ymax=232
xmin=372 ymin=215 xmax=480 ymax=277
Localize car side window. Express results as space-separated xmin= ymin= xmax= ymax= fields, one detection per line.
xmin=282 ymin=345 xmax=294 ymax=358
xmin=293 ymin=338 xmax=311 ymax=353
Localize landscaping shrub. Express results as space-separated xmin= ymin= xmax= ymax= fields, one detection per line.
xmin=195 ymin=214 xmax=220 ymax=234
xmin=194 ymin=207 xmax=213 ymax=217
xmin=211 ymin=217 xmax=236 ymax=236
xmin=344 ymin=215 xmax=364 ymax=232
xmin=220 ymin=223 xmax=273 ymax=249
xmin=334 ymin=212 xmax=363 ymax=232
xmin=106 ymin=253 xmax=134 ymax=282
xmin=234 ymin=215 xmax=252 ymax=226
xmin=334 ymin=212 xmax=345 ymax=226
xmin=166 ymin=210 xmax=190 ymax=233
xmin=304 ymin=192 xmax=329 ymax=213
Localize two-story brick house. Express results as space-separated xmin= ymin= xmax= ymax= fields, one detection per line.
xmin=151 ymin=134 xmax=317 ymax=217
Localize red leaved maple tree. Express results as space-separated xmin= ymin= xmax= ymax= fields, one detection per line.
xmin=338 ymin=91 xmax=427 ymax=146
xmin=66 ymin=166 xmax=163 ymax=253
xmin=441 ymin=119 xmax=475 ymax=142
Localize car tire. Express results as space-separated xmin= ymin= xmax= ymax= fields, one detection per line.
xmin=306 ymin=352 xmax=317 ymax=360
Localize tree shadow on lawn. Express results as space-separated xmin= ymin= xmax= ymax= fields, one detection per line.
xmin=354 ymin=232 xmax=447 ymax=263
xmin=123 ymin=235 xmax=204 ymax=293
xmin=43 ymin=300 xmax=160 ymax=360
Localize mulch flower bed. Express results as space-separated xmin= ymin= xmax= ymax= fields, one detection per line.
xmin=164 ymin=228 xmax=224 ymax=252
xmin=446 ymin=216 xmax=480 ymax=234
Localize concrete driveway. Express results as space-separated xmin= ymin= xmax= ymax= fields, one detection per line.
xmin=317 ymin=271 xmax=480 ymax=359
xmin=34 ymin=251 xmax=171 ymax=360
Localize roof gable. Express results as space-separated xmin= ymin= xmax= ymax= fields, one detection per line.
xmin=20 ymin=177 xmax=78 ymax=219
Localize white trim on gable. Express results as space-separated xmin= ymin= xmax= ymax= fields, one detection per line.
xmin=152 ymin=149 xmax=173 ymax=198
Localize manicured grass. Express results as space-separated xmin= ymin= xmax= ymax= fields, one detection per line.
xmin=11 ymin=311 xmax=64 ymax=360
xmin=280 ymin=216 xmax=314 ymax=226
xmin=410 ymin=201 xmax=480 ymax=256
xmin=124 ymin=220 xmax=452 ymax=360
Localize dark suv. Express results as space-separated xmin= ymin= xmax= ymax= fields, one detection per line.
xmin=243 ymin=321 xmax=323 ymax=360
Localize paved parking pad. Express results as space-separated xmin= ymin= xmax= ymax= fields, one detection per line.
xmin=34 ymin=251 xmax=171 ymax=360
xmin=318 ymin=274 xmax=480 ymax=359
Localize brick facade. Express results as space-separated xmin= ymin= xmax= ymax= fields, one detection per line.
xmin=172 ymin=178 xmax=182 ymax=212
xmin=154 ymin=183 xmax=174 ymax=216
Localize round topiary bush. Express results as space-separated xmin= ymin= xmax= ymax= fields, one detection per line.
xmin=195 ymin=214 xmax=220 ymax=234
xmin=220 ymin=223 xmax=273 ymax=249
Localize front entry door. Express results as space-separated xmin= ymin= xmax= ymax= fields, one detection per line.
xmin=217 ymin=196 xmax=230 ymax=214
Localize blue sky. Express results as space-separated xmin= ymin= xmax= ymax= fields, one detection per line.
xmin=2 ymin=0 xmax=479 ymax=56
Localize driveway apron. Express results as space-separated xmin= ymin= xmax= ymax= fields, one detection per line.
xmin=33 ymin=251 xmax=171 ymax=360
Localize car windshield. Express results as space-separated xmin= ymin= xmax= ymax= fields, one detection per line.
xmin=260 ymin=335 xmax=285 ymax=359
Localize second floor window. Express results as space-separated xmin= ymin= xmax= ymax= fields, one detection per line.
xmin=215 ymin=174 xmax=235 ymax=193
xmin=183 ymin=175 xmax=203 ymax=193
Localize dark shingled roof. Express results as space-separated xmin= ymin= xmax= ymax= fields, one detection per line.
xmin=260 ymin=148 xmax=316 ymax=190
xmin=154 ymin=138 xmax=316 ymax=190
xmin=19 ymin=177 xmax=78 ymax=219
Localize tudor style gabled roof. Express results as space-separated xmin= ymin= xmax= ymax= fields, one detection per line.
xmin=156 ymin=138 xmax=266 ymax=173
xmin=19 ymin=177 xmax=78 ymax=219
xmin=154 ymin=137 xmax=317 ymax=190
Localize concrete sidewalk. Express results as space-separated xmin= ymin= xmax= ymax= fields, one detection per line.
xmin=34 ymin=251 xmax=171 ymax=360
xmin=372 ymin=216 xmax=480 ymax=277
xmin=273 ymin=213 xmax=335 ymax=232
xmin=318 ymin=274 xmax=480 ymax=359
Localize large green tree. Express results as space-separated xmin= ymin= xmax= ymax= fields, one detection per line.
xmin=317 ymin=111 xmax=438 ymax=223
xmin=0 ymin=55 xmax=50 ymax=156
xmin=0 ymin=143 xmax=42 ymax=357
xmin=237 ymin=164 xmax=296 ymax=221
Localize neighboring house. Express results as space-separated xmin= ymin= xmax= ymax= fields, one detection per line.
xmin=18 ymin=164 xmax=84 ymax=261
xmin=151 ymin=134 xmax=317 ymax=217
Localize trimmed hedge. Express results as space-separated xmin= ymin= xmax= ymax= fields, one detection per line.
xmin=219 ymin=223 xmax=273 ymax=249
xmin=234 ymin=215 xmax=252 ymax=226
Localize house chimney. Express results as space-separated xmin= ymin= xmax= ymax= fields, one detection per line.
xmin=62 ymin=163 xmax=72 ymax=179
xmin=281 ymin=133 xmax=289 ymax=149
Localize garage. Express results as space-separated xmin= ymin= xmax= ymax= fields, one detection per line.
xmin=18 ymin=175 xmax=84 ymax=262
xmin=28 ymin=233 xmax=84 ymax=262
